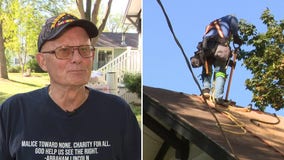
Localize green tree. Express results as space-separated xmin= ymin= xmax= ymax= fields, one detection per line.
xmin=30 ymin=0 xmax=73 ymax=16
xmin=0 ymin=0 xmax=9 ymax=79
xmin=0 ymin=20 xmax=8 ymax=79
xmin=106 ymin=14 xmax=136 ymax=33
xmin=1 ymin=0 xmax=73 ymax=76
xmin=76 ymin=0 xmax=113 ymax=43
xmin=123 ymin=73 xmax=141 ymax=98
xmin=26 ymin=56 xmax=44 ymax=73
xmin=3 ymin=0 xmax=44 ymax=74
xmin=106 ymin=14 xmax=122 ymax=32
xmin=238 ymin=8 xmax=284 ymax=111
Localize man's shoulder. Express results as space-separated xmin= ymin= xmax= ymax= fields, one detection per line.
xmin=89 ymin=88 xmax=126 ymax=102
xmin=1 ymin=87 xmax=47 ymax=108
xmin=12 ymin=87 xmax=46 ymax=99
xmin=88 ymin=88 xmax=130 ymax=109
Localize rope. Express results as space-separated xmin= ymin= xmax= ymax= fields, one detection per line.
xmin=250 ymin=113 xmax=280 ymax=126
xmin=207 ymin=76 xmax=246 ymax=135
xmin=209 ymin=81 xmax=216 ymax=103
xmin=216 ymin=109 xmax=247 ymax=135
xmin=155 ymin=1 xmax=239 ymax=159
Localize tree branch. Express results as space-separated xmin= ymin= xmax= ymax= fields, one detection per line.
xmin=92 ymin=0 xmax=102 ymax=24
xmin=76 ymin=0 xmax=85 ymax=19
xmin=98 ymin=0 xmax=113 ymax=33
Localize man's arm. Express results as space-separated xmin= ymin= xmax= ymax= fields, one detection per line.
xmin=224 ymin=15 xmax=242 ymax=45
xmin=0 ymin=104 xmax=13 ymax=160
xmin=122 ymin=106 xmax=141 ymax=160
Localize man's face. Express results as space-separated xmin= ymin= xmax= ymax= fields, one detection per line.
xmin=37 ymin=27 xmax=94 ymax=87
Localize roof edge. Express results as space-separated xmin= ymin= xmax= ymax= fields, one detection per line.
xmin=143 ymin=93 xmax=237 ymax=160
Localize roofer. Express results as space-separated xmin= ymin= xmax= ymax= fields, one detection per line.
xmin=190 ymin=15 xmax=242 ymax=105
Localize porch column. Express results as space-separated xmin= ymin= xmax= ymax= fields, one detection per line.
xmin=106 ymin=71 xmax=117 ymax=95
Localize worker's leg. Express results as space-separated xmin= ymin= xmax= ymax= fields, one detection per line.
xmin=214 ymin=60 xmax=227 ymax=102
xmin=214 ymin=72 xmax=226 ymax=99
xmin=213 ymin=43 xmax=231 ymax=105
xmin=202 ymin=63 xmax=212 ymax=97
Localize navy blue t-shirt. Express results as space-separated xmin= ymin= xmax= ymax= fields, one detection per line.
xmin=0 ymin=87 xmax=141 ymax=160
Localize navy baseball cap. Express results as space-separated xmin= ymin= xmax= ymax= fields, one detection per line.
xmin=38 ymin=13 xmax=98 ymax=52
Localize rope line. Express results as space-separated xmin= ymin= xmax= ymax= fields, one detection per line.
xmin=250 ymin=113 xmax=280 ymax=126
xmin=216 ymin=109 xmax=247 ymax=135
xmin=155 ymin=0 xmax=239 ymax=159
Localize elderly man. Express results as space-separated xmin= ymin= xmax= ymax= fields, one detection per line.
xmin=0 ymin=13 xmax=141 ymax=160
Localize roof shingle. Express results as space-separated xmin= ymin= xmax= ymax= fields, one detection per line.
xmin=95 ymin=32 xmax=138 ymax=48
xmin=144 ymin=86 xmax=284 ymax=160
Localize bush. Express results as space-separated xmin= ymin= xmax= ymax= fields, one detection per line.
xmin=123 ymin=73 xmax=141 ymax=98
xmin=8 ymin=66 xmax=21 ymax=73
xmin=26 ymin=58 xmax=45 ymax=73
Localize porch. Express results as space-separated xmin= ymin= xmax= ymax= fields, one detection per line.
xmin=88 ymin=49 xmax=141 ymax=104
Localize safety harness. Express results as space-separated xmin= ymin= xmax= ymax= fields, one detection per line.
xmin=204 ymin=19 xmax=229 ymax=45
xmin=203 ymin=19 xmax=229 ymax=76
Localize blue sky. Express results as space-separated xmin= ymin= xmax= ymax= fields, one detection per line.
xmin=143 ymin=0 xmax=284 ymax=116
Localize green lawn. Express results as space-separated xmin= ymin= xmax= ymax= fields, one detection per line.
xmin=131 ymin=104 xmax=141 ymax=126
xmin=0 ymin=73 xmax=141 ymax=124
xmin=0 ymin=73 xmax=50 ymax=103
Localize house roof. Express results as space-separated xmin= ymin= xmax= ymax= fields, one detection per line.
xmin=123 ymin=0 xmax=141 ymax=32
xmin=95 ymin=32 xmax=138 ymax=48
xmin=144 ymin=86 xmax=284 ymax=160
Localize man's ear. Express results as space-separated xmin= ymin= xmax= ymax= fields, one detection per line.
xmin=36 ymin=53 xmax=48 ymax=71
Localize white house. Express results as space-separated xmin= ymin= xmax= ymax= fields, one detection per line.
xmin=89 ymin=0 xmax=141 ymax=103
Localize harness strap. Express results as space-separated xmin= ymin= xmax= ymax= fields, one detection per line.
xmin=213 ymin=20 xmax=224 ymax=38
xmin=205 ymin=58 xmax=209 ymax=74
xmin=204 ymin=20 xmax=226 ymax=41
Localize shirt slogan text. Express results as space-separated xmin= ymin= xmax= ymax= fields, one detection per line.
xmin=21 ymin=140 xmax=111 ymax=160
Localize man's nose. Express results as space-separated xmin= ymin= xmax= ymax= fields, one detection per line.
xmin=71 ymin=49 xmax=83 ymax=63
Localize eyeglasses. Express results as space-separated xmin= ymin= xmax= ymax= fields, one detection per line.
xmin=41 ymin=45 xmax=94 ymax=60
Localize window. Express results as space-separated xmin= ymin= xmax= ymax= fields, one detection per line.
xmin=98 ymin=50 xmax=113 ymax=68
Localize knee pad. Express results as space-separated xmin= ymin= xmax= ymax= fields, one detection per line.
xmin=215 ymin=71 xmax=226 ymax=78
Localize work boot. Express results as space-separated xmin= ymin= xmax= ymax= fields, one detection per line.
xmin=201 ymin=88 xmax=210 ymax=98
xmin=215 ymin=98 xmax=230 ymax=106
